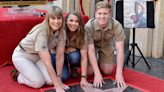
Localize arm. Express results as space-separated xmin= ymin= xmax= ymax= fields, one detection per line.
xmin=134 ymin=1 xmax=145 ymax=20
xmin=38 ymin=51 xmax=64 ymax=92
xmin=55 ymin=46 xmax=70 ymax=89
xmin=85 ymin=24 xmax=104 ymax=87
xmin=114 ymin=41 xmax=126 ymax=88
xmin=88 ymin=44 xmax=101 ymax=76
xmin=137 ymin=2 xmax=145 ymax=12
xmin=135 ymin=1 xmax=145 ymax=21
xmin=115 ymin=41 xmax=124 ymax=75
xmin=80 ymin=49 xmax=92 ymax=87
xmin=88 ymin=44 xmax=104 ymax=87
xmin=133 ymin=20 xmax=140 ymax=28
xmin=80 ymin=50 xmax=88 ymax=77
xmin=55 ymin=46 xmax=65 ymax=79
xmin=133 ymin=16 xmax=141 ymax=28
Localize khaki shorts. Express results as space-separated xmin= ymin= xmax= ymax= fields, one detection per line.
xmin=88 ymin=50 xmax=114 ymax=66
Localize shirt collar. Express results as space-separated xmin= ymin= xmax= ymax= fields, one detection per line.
xmin=70 ymin=33 xmax=77 ymax=41
xmin=94 ymin=18 xmax=113 ymax=31
xmin=51 ymin=30 xmax=60 ymax=37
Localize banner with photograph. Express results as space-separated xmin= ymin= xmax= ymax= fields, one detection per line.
xmin=124 ymin=0 xmax=147 ymax=28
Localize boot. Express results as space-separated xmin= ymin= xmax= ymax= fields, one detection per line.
xmin=11 ymin=68 xmax=19 ymax=81
xmin=70 ymin=67 xmax=79 ymax=79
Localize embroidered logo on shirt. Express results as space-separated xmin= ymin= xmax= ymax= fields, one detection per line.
xmin=107 ymin=31 xmax=112 ymax=35
xmin=95 ymin=35 xmax=102 ymax=38
xmin=42 ymin=41 xmax=47 ymax=49
xmin=56 ymin=36 xmax=59 ymax=39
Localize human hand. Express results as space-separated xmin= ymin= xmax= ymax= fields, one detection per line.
xmin=113 ymin=73 xmax=126 ymax=88
xmin=57 ymin=78 xmax=70 ymax=90
xmin=80 ymin=78 xmax=93 ymax=88
xmin=54 ymin=86 xmax=65 ymax=92
xmin=59 ymin=81 xmax=70 ymax=90
xmin=93 ymin=74 xmax=105 ymax=87
xmin=65 ymin=47 xmax=76 ymax=54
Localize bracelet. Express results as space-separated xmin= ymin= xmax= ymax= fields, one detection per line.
xmin=81 ymin=75 xmax=87 ymax=78
xmin=56 ymin=75 xmax=62 ymax=78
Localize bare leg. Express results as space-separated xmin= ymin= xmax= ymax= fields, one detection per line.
xmin=100 ymin=64 xmax=113 ymax=75
xmin=87 ymin=66 xmax=94 ymax=76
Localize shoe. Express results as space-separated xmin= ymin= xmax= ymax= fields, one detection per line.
xmin=70 ymin=67 xmax=79 ymax=79
xmin=11 ymin=68 xmax=19 ymax=81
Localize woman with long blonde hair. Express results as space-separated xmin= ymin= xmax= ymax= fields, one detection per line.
xmin=11 ymin=6 xmax=69 ymax=92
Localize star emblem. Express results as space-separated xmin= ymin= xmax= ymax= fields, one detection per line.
xmin=81 ymin=85 xmax=128 ymax=92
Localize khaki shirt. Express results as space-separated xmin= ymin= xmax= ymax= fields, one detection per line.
xmin=66 ymin=32 xmax=88 ymax=50
xmin=21 ymin=25 xmax=66 ymax=54
xmin=85 ymin=17 xmax=126 ymax=56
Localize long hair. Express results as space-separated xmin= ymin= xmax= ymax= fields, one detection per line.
xmin=64 ymin=11 xmax=85 ymax=48
xmin=33 ymin=6 xmax=64 ymax=44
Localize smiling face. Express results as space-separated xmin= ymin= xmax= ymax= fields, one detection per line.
xmin=95 ymin=8 xmax=111 ymax=28
xmin=49 ymin=15 xmax=63 ymax=32
xmin=66 ymin=14 xmax=79 ymax=33
xmin=131 ymin=15 xmax=137 ymax=21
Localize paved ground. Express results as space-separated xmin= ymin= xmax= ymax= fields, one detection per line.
xmin=117 ymin=46 xmax=164 ymax=80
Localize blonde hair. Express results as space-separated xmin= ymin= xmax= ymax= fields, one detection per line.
xmin=33 ymin=6 xmax=64 ymax=44
xmin=95 ymin=1 xmax=111 ymax=13
xmin=64 ymin=11 xmax=85 ymax=48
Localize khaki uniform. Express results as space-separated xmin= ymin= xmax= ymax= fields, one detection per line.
xmin=12 ymin=24 xmax=66 ymax=88
xmin=66 ymin=32 xmax=88 ymax=50
xmin=21 ymin=25 xmax=66 ymax=53
xmin=85 ymin=17 xmax=126 ymax=65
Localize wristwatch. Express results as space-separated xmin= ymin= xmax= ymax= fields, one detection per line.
xmin=57 ymin=75 xmax=63 ymax=78
xmin=81 ymin=75 xmax=87 ymax=78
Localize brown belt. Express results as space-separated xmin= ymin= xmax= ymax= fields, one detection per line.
xmin=19 ymin=43 xmax=38 ymax=55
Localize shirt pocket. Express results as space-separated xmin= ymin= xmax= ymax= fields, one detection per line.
xmin=49 ymin=38 xmax=59 ymax=49
xmin=104 ymin=31 xmax=113 ymax=40
xmin=94 ymin=35 xmax=102 ymax=41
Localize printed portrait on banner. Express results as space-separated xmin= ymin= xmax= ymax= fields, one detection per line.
xmin=124 ymin=0 xmax=147 ymax=28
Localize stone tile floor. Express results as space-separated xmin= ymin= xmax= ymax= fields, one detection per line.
xmin=45 ymin=79 xmax=142 ymax=92
xmin=122 ymin=46 xmax=164 ymax=80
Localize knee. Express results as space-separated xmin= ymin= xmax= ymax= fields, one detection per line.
xmin=62 ymin=69 xmax=70 ymax=82
xmin=66 ymin=50 xmax=80 ymax=64
xmin=31 ymin=78 xmax=45 ymax=88
xmin=45 ymin=79 xmax=53 ymax=86
xmin=87 ymin=67 xmax=94 ymax=76
xmin=62 ymin=74 xmax=70 ymax=82
xmin=45 ymin=81 xmax=53 ymax=86
xmin=67 ymin=56 xmax=80 ymax=67
xmin=69 ymin=59 xmax=80 ymax=67
xmin=101 ymin=69 xmax=113 ymax=75
xmin=62 ymin=65 xmax=70 ymax=82
xmin=100 ymin=64 xmax=113 ymax=75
